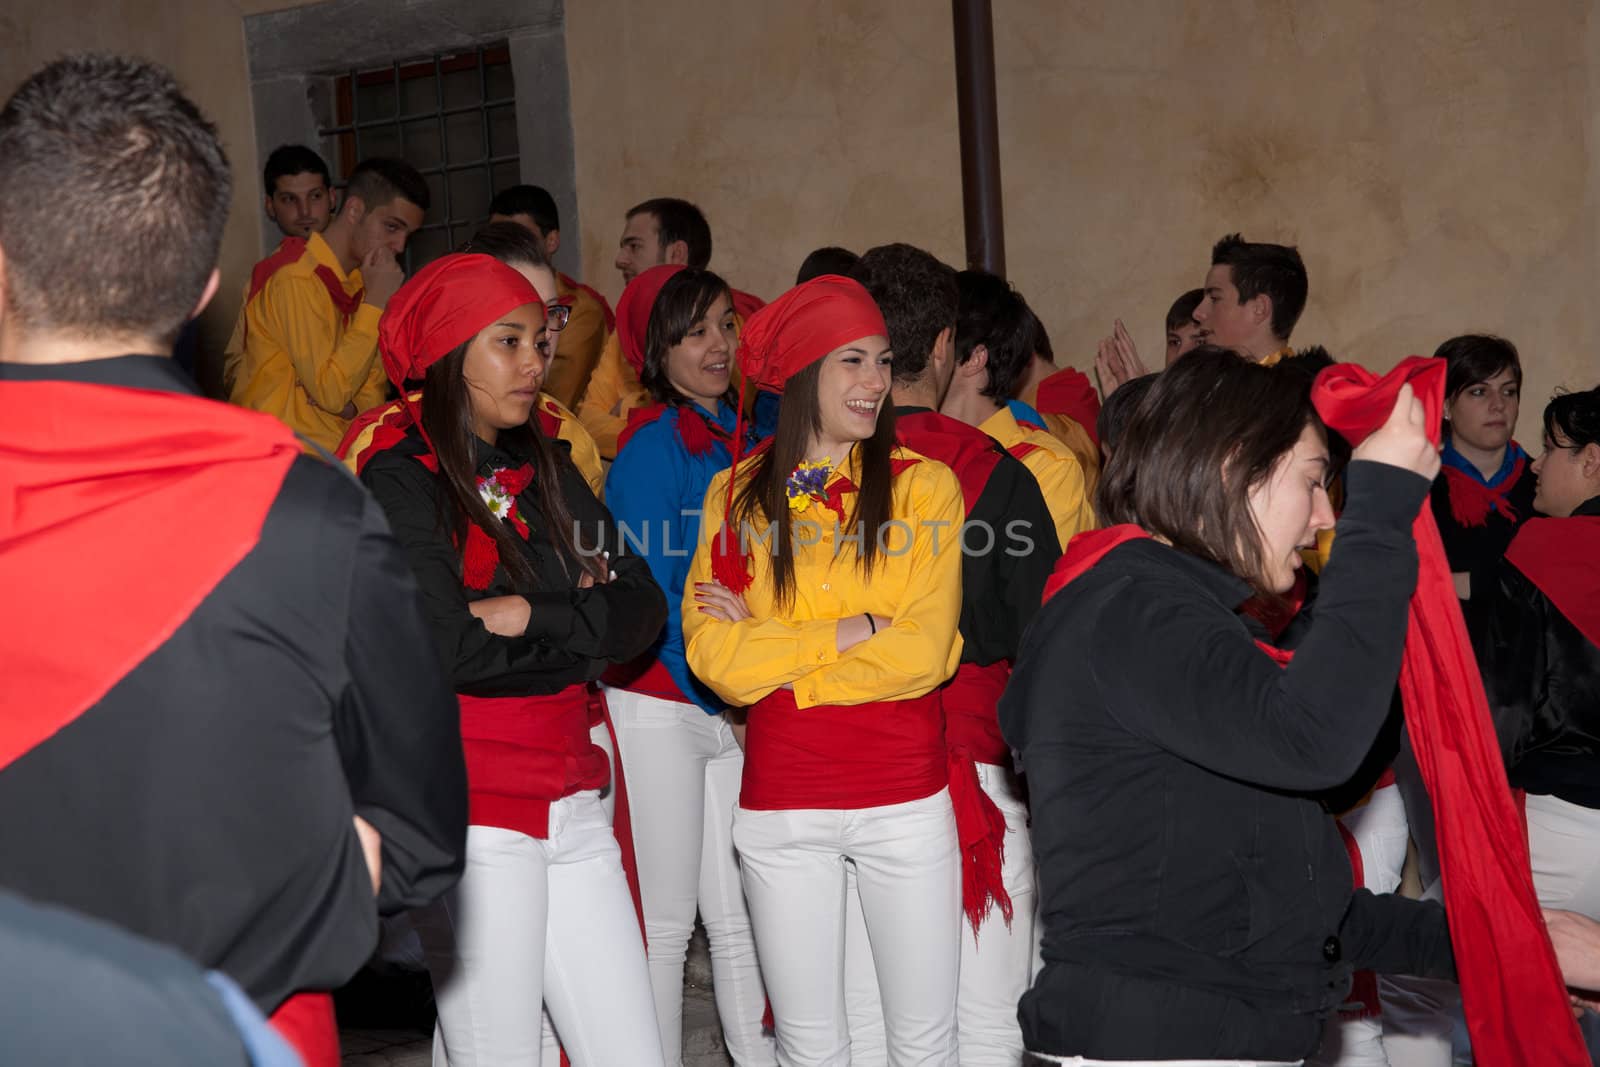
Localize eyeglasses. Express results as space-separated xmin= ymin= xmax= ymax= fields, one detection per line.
xmin=546 ymin=300 xmax=573 ymax=333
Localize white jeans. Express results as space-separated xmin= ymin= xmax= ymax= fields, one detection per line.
xmin=610 ymin=689 xmax=776 ymax=1066
xmin=415 ymin=793 xmax=664 ymax=1066
xmin=845 ymin=763 xmax=1034 ymax=1066
xmin=734 ymin=788 xmax=962 ymax=1066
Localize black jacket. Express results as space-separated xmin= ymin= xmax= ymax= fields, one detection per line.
xmin=1469 ymin=495 xmax=1600 ymax=807
xmin=0 ymin=356 xmax=467 ymax=1014
xmin=359 ymin=425 xmax=667 ymax=693
xmin=1429 ymin=461 xmax=1536 ymax=578
xmin=1000 ymin=461 xmax=1454 ymax=1060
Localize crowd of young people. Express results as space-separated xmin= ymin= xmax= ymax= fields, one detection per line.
xmin=4 ymin=51 xmax=1600 ymax=1067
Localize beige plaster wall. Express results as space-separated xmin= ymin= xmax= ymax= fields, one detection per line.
xmin=0 ymin=0 xmax=318 ymax=370
xmin=566 ymin=0 xmax=1599 ymax=443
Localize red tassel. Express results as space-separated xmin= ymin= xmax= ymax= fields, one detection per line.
xmin=710 ymin=520 xmax=753 ymax=595
xmin=676 ymin=407 xmax=724 ymax=456
xmin=461 ymin=523 xmax=499 ymax=590
xmin=947 ymin=749 xmax=1012 ymax=937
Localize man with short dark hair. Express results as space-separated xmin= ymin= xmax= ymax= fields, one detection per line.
xmin=222 ymin=144 xmax=338 ymax=394
xmin=489 ymin=184 xmax=615 ymax=408
xmin=945 ymin=270 xmax=1096 ymax=549
xmin=852 ymin=244 xmax=1061 ymax=1066
xmin=0 ymin=54 xmax=464 ymax=1066
xmin=1192 ymin=232 xmax=1308 ymax=364
xmin=232 ymin=156 xmax=429 ymax=449
xmin=579 ymin=197 xmax=762 ymax=459
xmin=1164 ymin=287 xmax=1206 ymax=365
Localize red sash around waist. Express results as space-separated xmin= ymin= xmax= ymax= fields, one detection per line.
xmin=458 ymin=684 xmax=609 ymax=838
xmin=602 ymin=651 xmax=693 ymax=706
xmin=740 ymin=688 xmax=946 ymax=810
xmin=942 ymin=659 xmax=1012 ymax=767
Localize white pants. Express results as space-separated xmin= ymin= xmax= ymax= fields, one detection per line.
xmin=1024 ymin=1057 xmax=1301 ymax=1066
xmin=610 ymin=689 xmax=776 ymax=1066
xmin=415 ymin=793 xmax=664 ymax=1066
xmin=845 ymin=763 xmax=1034 ymax=1066
xmin=734 ymin=788 xmax=962 ymax=1066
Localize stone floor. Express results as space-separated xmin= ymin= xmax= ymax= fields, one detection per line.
xmin=340 ymin=924 xmax=732 ymax=1066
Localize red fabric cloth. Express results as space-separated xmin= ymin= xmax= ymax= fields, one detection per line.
xmin=457 ymin=684 xmax=609 ymax=839
xmin=942 ymin=660 xmax=1015 ymax=935
xmin=616 ymin=265 xmax=687 ymax=376
xmin=1504 ymin=515 xmax=1600 ymax=649
xmin=0 ymin=380 xmax=298 ymax=769
xmin=1041 ymin=524 xmax=1150 ymax=604
xmin=1312 ymin=356 xmax=1586 ymax=1065
xmin=1442 ymin=457 xmax=1526 ymax=528
xmin=943 ymin=660 xmax=1013 ymax=767
xmin=740 ymin=688 xmax=945 ymax=810
xmin=602 ymin=654 xmax=694 ymax=706
xmin=248 ymin=237 xmax=306 ymax=301
xmin=558 ymin=271 xmax=616 ymax=331
xmin=617 ymin=402 xmax=729 ymax=457
xmin=731 ymin=288 xmax=766 ymax=321
xmin=895 ymin=410 xmax=1004 ymax=512
xmin=267 ymin=992 xmax=339 ymax=1067
xmin=379 ymin=254 xmax=542 ymax=389
xmin=1033 ymin=367 xmax=1102 ymax=447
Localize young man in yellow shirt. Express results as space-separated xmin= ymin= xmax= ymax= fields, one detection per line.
xmin=230 ymin=157 xmax=427 ymax=451
xmin=488 ymin=184 xmax=615 ymax=411
xmin=944 ymin=270 xmax=1096 ymax=549
xmin=220 ymin=145 xmax=338 ymax=395
xmin=1191 ymin=232 xmax=1308 ymax=367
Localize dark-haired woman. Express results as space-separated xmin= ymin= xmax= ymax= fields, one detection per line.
xmin=683 ymin=276 xmax=965 ymax=1064
xmin=358 ymin=254 xmax=667 ymax=1065
xmin=1428 ymin=334 xmax=1536 ymax=598
xmin=1473 ymin=386 xmax=1600 ymax=929
xmin=1002 ymin=348 xmax=1452 ymax=1064
xmin=604 ymin=264 xmax=776 ymax=1066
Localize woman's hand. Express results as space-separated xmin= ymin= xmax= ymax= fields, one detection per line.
xmin=694 ymin=581 xmax=752 ymax=623
xmin=1545 ymin=909 xmax=1600 ymax=1003
xmin=577 ymin=551 xmax=615 ymax=589
xmin=836 ymin=613 xmax=893 ymax=653
xmin=1352 ymin=383 xmax=1442 ymax=481
xmin=468 ymin=595 xmax=532 ymax=637
xmin=353 ymin=815 xmax=382 ymax=896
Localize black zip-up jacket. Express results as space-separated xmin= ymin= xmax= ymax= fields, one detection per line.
xmin=1469 ymin=494 xmax=1600 ymax=807
xmin=0 ymin=356 xmax=467 ymax=1014
xmin=1000 ymin=461 xmax=1455 ymax=1060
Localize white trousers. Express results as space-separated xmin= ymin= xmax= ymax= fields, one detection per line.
xmin=1024 ymin=1057 xmax=1301 ymax=1066
xmin=734 ymin=788 xmax=962 ymax=1066
xmin=415 ymin=793 xmax=665 ymax=1066
xmin=609 ymin=688 xmax=776 ymax=1066
xmin=845 ymin=763 xmax=1034 ymax=1066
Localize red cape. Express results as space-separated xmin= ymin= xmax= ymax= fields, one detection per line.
xmin=1505 ymin=515 xmax=1600 ymax=650
xmin=1313 ymin=357 xmax=1586 ymax=1064
xmin=0 ymin=379 xmax=298 ymax=768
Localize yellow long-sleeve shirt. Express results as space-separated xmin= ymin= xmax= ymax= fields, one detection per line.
xmin=576 ymin=330 xmax=649 ymax=460
xmin=542 ymin=273 xmax=611 ymax=411
xmin=230 ymin=231 xmax=388 ymax=451
xmin=980 ymin=405 xmax=1096 ymax=547
xmin=683 ymin=446 xmax=964 ymax=710
xmin=1018 ymin=379 xmax=1101 ymax=496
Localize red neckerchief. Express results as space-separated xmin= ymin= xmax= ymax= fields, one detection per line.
xmin=1314 ymin=357 xmax=1586 ymax=1064
xmin=1040 ymin=524 xmax=1149 ymax=603
xmin=894 ymin=410 xmax=1003 ymax=512
xmin=0 ymin=379 xmax=298 ymax=768
xmin=617 ymin=403 xmax=733 ymax=457
xmin=1505 ymin=514 xmax=1600 ymax=649
xmin=248 ymin=236 xmax=364 ymax=320
xmin=1034 ymin=367 xmax=1102 ymax=446
xmin=558 ymin=272 xmax=616 ymax=331
xmin=1441 ymin=455 xmax=1526 ymax=528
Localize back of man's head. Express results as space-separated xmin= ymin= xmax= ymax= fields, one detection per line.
xmin=343 ymin=157 xmax=430 ymax=216
xmin=955 ymin=269 xmax=1036 ymax=402
xmin=796 ymin=246 xmax=859 ymax=284
xmin=489 ymin=184 xmax=559 ymax=234
xmin=1210 ymin=233 xmax=1307 ymax=341
xmin=849 ymin=243 xmax=957 ymax=383
xmin=0 ymin=54 xmax=229 ymax=346
xmin=628 ymin=197 xmax=711 ymax=268
xmin=263 ymin=144 xmax=329 ymax=196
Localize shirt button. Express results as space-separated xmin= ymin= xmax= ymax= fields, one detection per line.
xmin=1322 ymin=936 xmax=1341 ymax=963
xmin=821 ymin=582 xmax=830 ymax=591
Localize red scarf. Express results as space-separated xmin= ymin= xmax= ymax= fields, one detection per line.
xmin=248 ymin=236 xmax=364 ymax=318
xmin=0 ymin=379 xmax=298 ymax=768
xmin=1441 ymin=455 xmax=1526 ymax=528
xmin=1033 ymin=367 xmax=1102 ymax=447
xmin=1504 ymin=515 xmax=1600 ymax=649
xmin=1313 ymin=357 xmax=1586 ymax=1065
xmin=617 ymin=403 xmax=731 ymax=456
xmin=895 ymin=411 xmax=1003 ymax=511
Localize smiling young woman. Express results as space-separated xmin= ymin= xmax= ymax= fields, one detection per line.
xmin=356 ymin=254 xmax=669 ymax=1066
xmin=682 ymin=275 xmax=966 ymax=1064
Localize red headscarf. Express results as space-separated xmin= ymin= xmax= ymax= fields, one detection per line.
xmin=359 ymin=254 xmax=543 ymax=471
xmin=616 ymin=264 xmax=686 ymax=376
xmin=709 ymin=275 xmax=889 ymax=592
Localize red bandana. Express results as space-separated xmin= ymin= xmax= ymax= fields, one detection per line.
xmin=616 ymin=265 xmax=686 ymax=377
xmin=1313 ymin=357 xmax=1586 ymax=1065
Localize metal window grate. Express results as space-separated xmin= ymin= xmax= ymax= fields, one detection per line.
xmin=319 ymin=44 xmax=520 ymax=272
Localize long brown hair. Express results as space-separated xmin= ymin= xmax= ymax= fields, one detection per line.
xmin=1097 ymin=345 xmax=1326 ymax=597
xmin=730 ymin=358 xmax=897 ymax=609
xmin=420 ymin=341 xmax=600 ymax=591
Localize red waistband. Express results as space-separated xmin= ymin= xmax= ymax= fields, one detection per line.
xmin=942 ymin=659 xmax=1012 ymax=766
xmin=740 ymin=688 xmax=946 ymax=810
xmin=268 ymin=992 xmax=338 ymax=1067
xmin=457 ymin=684 xmax=609 ymax=838
xmin=602 ymin=653 xmax=692 ymax=705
